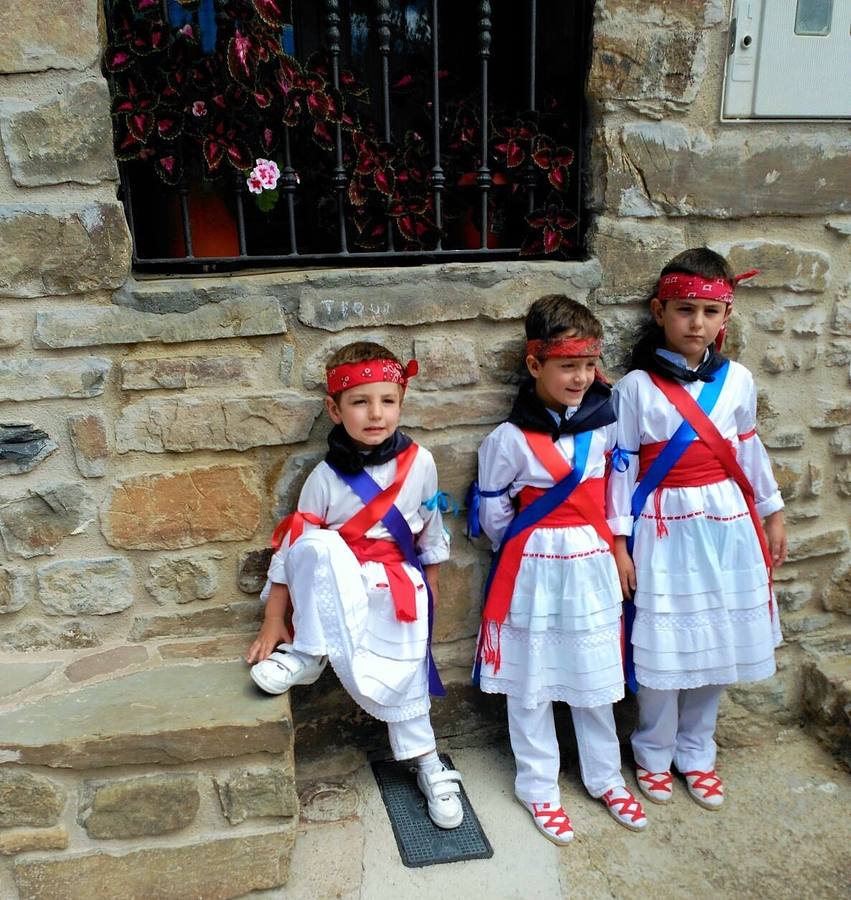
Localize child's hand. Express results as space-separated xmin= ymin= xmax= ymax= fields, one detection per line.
xmin=763 ymin=510 xmax=787 ymax=569
xmin=613 ymin=536 xmax=636 ymax=600
xmin=245 ymin=618 xmax=291 ymax=665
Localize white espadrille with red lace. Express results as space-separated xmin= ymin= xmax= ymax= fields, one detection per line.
xmin=635 ymin=767 xmax=673 ymax=805
xmin=517 ymin=798 xmax=574 ymax=845
xmin=602 ymin=786 xmax=648 ymax=831
xmin=683 ymin=770 xmax=725 ymax=810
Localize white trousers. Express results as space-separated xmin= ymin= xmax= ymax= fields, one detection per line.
xmin=386 ymin=713 xmax=437 ymax=761
xmin=631 ymin=685 xmax=725 ymax=773
xmin=506 ymin=697 xmax=625 ymax=802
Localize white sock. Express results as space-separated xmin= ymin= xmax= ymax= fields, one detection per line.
xmin=416 ymin=750 xmax=443 ymax=775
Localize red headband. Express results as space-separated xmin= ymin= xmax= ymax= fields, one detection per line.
xmin=526 ymin=337 xmax=602 ymax=359
xmin=326 ymin=358 xmax=418 ymax=395
xmin=657 ymin=269 xmax=759 ymax=304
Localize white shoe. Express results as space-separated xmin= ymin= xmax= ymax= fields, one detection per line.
xmin=636 ymin=767 xmax=673 ymax=805
xmin=601 ymin=786 xmax=648 ymax=831
xmin=250 ymin=644 xmax=327 ymax=694
xmin=683 ymin=770 xmax=725 ymax=810
xmin=516 ymin=797 xmax=574 ymax=845
xmin=416 ymin=766 xmax=463 ymax=829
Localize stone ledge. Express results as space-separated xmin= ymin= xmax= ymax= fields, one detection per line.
xmin=0 ymin=661 xmax=291 ymax=769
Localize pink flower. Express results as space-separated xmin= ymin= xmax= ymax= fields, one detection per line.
xmin=252 ymin=158 xmax=280 ymax=190
xmin=191 ymin=100 xmax=207 ymax=117
xmin=246 ymin=174 xmax=264 ymax=194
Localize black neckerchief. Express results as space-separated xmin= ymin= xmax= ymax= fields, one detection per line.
xmin=647 ymin=346 xmax=728 ymax=383
xmin=325 ymin=424 xmax=413 ymax=474
xmin=507 ymin=378 xmax=616 ymax=441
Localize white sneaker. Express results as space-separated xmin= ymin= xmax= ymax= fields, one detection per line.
xmin=250 ymin=644 xmax=327 ymax=694
xmin=416 ymin=766 xmax=463 ymax=829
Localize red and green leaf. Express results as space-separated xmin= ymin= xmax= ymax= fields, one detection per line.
xmin=251 ymin=0 xmax=292 ymax=29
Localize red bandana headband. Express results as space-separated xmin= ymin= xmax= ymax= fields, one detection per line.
xmin=326 ymin=358 xmax=418 ymax=394
xmin=657 ymin=269 xmax=759 ymax=304
xmin=526 ymin=337 xmax=602 ymax=359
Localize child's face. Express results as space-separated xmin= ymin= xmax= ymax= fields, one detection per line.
xmin=325 ymin=381 xmax=403 ymax=448
xmin=526 ymin=354 xmax=599 ymax=411
xmin=651 ymin=296 xmax=730 ymax=366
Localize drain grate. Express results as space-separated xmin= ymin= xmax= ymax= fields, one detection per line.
xmin=371 ymin=753 xmax=493 ymax=868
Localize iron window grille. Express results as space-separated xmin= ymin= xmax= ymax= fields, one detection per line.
xmin=105 ymin=1 xmax=592 ymax=274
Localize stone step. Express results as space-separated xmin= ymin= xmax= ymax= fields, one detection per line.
xmin=800 ymin=637 xmax=851 ymax=767
xmin=0 ymin=661 xmax=291 ymax=769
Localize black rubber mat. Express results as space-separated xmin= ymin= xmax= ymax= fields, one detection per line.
xmin=371 ymin=753 xmax=493 ymax=868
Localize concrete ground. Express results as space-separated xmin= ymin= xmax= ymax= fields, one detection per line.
xmin=253 ymin=727 xmax=850 ymax=900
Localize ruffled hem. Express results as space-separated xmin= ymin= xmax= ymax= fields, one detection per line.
xmin=636 ymin=655 xmax=777 ymax=690
xmin=480 ymin=676 xmax=624 ymax=710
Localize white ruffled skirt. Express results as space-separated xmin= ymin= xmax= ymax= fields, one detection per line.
xmin=478 ymin=524 xmax=625 ymax=710
xmin=630 ymin=479 xmax=781 ymax=691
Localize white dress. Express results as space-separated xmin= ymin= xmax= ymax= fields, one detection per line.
xmin=260 ymin=446 xmax=450 ymax=722
xmin=607 ymin=362 xmax=783 ymax=691
xmin=476 ymin=416 xmax=625 ymax=710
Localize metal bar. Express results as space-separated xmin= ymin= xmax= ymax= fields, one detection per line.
xmin=178 ymin=177 xmax=195 ymax=258
xmin=233 ymin=170 xmax=248 ymax=256
xmin=526 ymin=0 xmax=538 ymax=214
xmin=376 ymin=0 xmax=395 ymax=251
xmin=134 ymin=246 xmax=526 ymax=265
xmin=281 ymin=128 xmax=298 ymax=255
xmin=326 ymin=0 xmax=349 ymax=254
xmin=429 ymin=0 xmax=444 ymax=248
xmin=477 ymin=1 xmax=493 ymax=250
xmin=119 ymin=163 xmax=140 ymax=262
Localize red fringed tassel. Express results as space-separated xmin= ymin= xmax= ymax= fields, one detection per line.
xmin=653 ymin=488 xmax=669 ymax=539
xmin=481 ymin=620 xmax=502 ymax=674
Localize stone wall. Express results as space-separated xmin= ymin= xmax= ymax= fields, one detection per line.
xmin=1 ymin=1 xmax=849 ymax=895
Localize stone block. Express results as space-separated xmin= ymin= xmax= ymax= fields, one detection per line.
xmin=403 ymin=389 xmax=513 ymax=431
xmin=837 ymin=461 xmax=851 ymax=497
xmin=120 ymin=355 xmax=262 ymax=391
xmin=0 ymin=423 xmax=58 ymax=477
xmin=0 ymin=566 xmax=33 ymax=614
xmin=413 ymin=337 xmax=479 ymax=391
xmin=0 ymin=619 xmax=99 ymax=652
xmin=0 ymin=482 xmax=95 ymax=559
xmin=80 ymin=774 xmax=200 ymax=839
xmin=826 ymin=218 xmax=851 ymax=237
xmin=491 ymin=336 xmax=526 ymax=384
xmin=280 ymin=342 xmax=295 ymax=386
xmin=829 ymin=426 xmax=851 ymax=456
xmin=64 ymin=646 xmax=149 ymax=684
xmin=599 ymin=124 xmax=851 ymax=218
xmin=810 ymin=399 xmax=851 ymax=429
xmin=0 ymin=358 xmax=110 ymax=402
xmin=831 ymin=300 xmax=851 ymax=336
xmin=712 ymin=240 xmax=830 ymax=293
xmin=215 ymin=768 xmax=298 ymax=825
xmin=433 ymin=553 xmax=486 ymax=643
xmin=600 ymin=308 xmax=647 ymax=373
xmin=67 ymin=412 xmax=109 ymax=478
xmin=784 ymin=503 xmax=821 ymax=525
xmin=273 ymin=449 xmax=326 ymax=519
xmin=237 ymin=548 xmax=274 ymax=594
xmin=0 ymin=80 xmax=116 ymax=187
xmin=0 ymin=827 xmax=68 ymax=856
xmin=822 ymin=562 xmax=851 ymax=615
xmin=115 ymin=393 xmax=322 ymax=454
xmin=776 ymin=583 xmax=813 ymax=614
xmin=793 ymin=309 xmax=827 ymax=337
xmin=0 ymin=203 xmax=129 ymax=298
xmin=145 ymin=554 xmax=221 ymax=605
xmin=591 ymin=218 xmax=685 ymax=303
xmin=772 ymin=460 xmax=804 ymax=501
xmin=0 ymin=771 xmax=65 ymax=828
xmin=0 ymin=661 xmax=293 ymax=768
xmin=158 ymin=634 xmax=252 ymax=661
xmin=787 ymin=529 xmax=850 ymax=564
xmin=37 ymin=557 xmax=134 ymax=616
xmin=754 ymin=306 xmax=786 ymax=332
xmin=0 ymin=662 xmax=57 ymax=700
xmin=423 ymin=432 xmax=483 ymax=508
xmin=762 ymin=430 xmax=805 ymax=450
xmin=0 ymin=0 xmax=99 ymax=73
xmin=297 ymin=261 xmax=600 ymax=331
xmin=13 ymin=831 xmax=296 ymax=900
xmin=806 ymin=463 xmax=823 ymax=498
xmin=800 ymin=655 xmax=851 ymax=765
xmin=101 ymin=465 xmax=262 ymax=550
xmin=128 ymin=601 xmax=261 ymax=642
xmin=761 ymin=344 xmax=789 ymax=374
xmin=33 ymin=297 xmax=285 ymax=349
xmin=0 ymin=319 xmax=23 ymax=348
xmin=597 ymin=0 xmax=726 ymax=27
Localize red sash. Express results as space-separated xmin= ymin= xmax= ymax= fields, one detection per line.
xmin=648 ymin=373 xmax=773 ymax=616
xmin=271 ymin=443 xmax=420 ymax=622
xmin=481 ymin=430 xmax=614 ymax=670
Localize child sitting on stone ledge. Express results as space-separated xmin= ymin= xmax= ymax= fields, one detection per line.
xmin=245 ymin=341 xmax=463 ymax=830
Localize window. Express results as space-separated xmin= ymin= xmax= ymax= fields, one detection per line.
xmin=104 ymin=1 xmax=592 ymax=273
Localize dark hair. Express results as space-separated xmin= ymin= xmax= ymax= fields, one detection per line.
xmin=525 ymin=294 xmax=603 ymax=343
xmin=627 ymin=247 xmax=733 ymax=372
xmin=325 ymin=341 xmax=402 ymax=401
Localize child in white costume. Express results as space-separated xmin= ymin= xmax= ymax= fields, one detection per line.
xmin=474 ymin=296 xmax=647 ymax=844
xmin=607 ymin=248 xmax=786 ymax=810
xmin=246 ymin=342 xmax=463 ymax=830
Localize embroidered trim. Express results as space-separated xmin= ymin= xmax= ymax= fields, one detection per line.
xmin=479 ymin=677 xmax=624 ymax=709
xmin=635 ymin=657 xmax=776 ymax=691
xmin=500 ymin=623 xmax=622 ymax=649
xmin=638 ymin=510 xmax=750 ymax=524
xmin=521 ymin=546 xmax=611 ymax=562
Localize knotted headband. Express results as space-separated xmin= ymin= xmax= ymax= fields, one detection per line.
xmin=326 ymin=358 xmax=418 ymax=394
xmin=525 ymin=337 xmax=602 ymax=359
xmin=657 ymin=269 xmax=759 ymax=304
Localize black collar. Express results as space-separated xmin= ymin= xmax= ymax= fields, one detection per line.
xmin=325 ymin=424 xmax=413 ymax=473
xmin=507 ymin=378 xmax=616 ymax=441
xmin=648 ymin=346 xmax=728 ymax=383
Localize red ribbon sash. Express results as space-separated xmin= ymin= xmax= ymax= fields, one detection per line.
xmin=648 ymin=373 xmax=773 ymax=616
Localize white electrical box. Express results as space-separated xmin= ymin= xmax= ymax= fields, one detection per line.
xmin=722 ymin=0 xmax=851 ymax=120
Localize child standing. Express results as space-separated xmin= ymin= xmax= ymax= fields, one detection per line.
xmin=473 ymin=295 xmax=647 ymax=845
xmin=607 ymin=248 xmax=786 ymax=810
xmin=246 ymin=342 xmax=463 ymax=830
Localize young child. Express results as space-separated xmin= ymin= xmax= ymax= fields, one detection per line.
xmin=607 ymin=248 xmax=786 ymax=810
xmin=472 ymin=295 xmax=647 ymax=845
xmin=245 ymin=341 xmax=463 ymax=830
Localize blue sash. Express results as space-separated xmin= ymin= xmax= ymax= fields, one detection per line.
xmin=328 ymin=462 xmax=445 ymax=697
xmin=622 ymin=362 xmax=729 ymax=692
